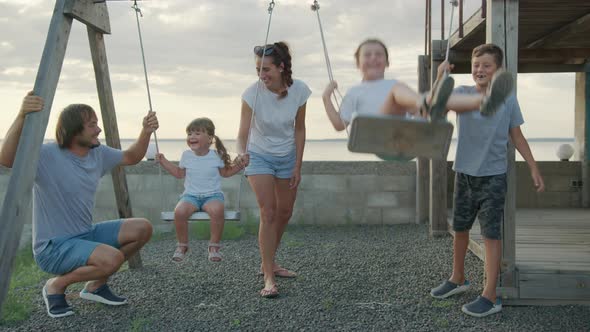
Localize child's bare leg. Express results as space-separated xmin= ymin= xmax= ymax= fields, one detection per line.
xmin=380 ymin=83 xmax=421 ymax=116
xmin=450 ymin=231 xmax=470 ymax=284
xmin=174 ymin=201 xmax=197 ymax=251
xmin=482 ymin=238 xmax=501 ymax=302
xmin=203 ymin=200 xmax=225 ymax=245
xmin=446 ymin=93 xmax=484 ymax=114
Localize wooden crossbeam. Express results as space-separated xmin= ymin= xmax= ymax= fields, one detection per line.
xmin=526 ymin=12 xmax=590 ymax=49
xmin=64 ymin=0 xmax=110 ymax=34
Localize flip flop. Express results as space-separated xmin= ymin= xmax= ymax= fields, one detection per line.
xmin=257 ymin=267 xmax=298 ymax=278
xmin=273 ymin=267 xmax=297 ymax=278
xmin=260 ymin=284 xmax=279 ymax=298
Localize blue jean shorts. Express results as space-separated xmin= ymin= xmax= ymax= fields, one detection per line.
xmin=245 ymin=150 xmax=296 ymax=179
xmin=179 ymin=192 xmax=225 ymax=210
xmin=35 ymin=219 xmax=123 ymax=275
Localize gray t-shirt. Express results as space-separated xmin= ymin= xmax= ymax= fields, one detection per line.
xmin=452 ymin=85 xmax=524 ymax=176
xmin=242 ymin=79 xmax=312 ymax=156
xmin=339 ymin=79 xmax=399 ymax=124
xmin=32 ymin=143 xmax=123 ymax=254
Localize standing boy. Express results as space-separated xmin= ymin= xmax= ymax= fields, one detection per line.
xmin=430 ymin=44 xmax=545 ymax=317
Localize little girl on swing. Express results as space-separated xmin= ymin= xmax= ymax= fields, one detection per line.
xmin=156 ymin=118 xmax=245 ymax=262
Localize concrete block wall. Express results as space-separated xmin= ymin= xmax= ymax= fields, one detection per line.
xmin=118 ymin=161 xmax=418 ymax=227
xmin=445 ymin=161 xmax=583 ymax=208
xmin=0 ymin=160 xmax=584 ymax=248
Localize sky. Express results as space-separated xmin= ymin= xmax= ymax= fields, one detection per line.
xmin=0 ymin=0 xmax=576 ymax=140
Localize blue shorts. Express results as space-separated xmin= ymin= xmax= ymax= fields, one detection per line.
xmin=35 ymin=220 xmax=123 ymax=275
xmin=245 ymin=150 xmax=296 ymax=179
xmin=179 ymin=192 xmax=225 ymax=210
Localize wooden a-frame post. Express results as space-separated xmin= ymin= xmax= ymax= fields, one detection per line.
xmin=0 ymin=0 xmax=141 ymax=313
xmin=487 ymin=0 xmax=519 ymax=301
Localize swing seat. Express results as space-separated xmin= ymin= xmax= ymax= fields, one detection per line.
xmin=348 ymin=113 xmax=454 ymax=160
xmin=161 ymin=211 xmax=241 ymax=222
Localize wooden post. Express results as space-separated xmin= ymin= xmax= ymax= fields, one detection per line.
xmin=0 ymin=0 xmax=72 ymax=314
xmin=429 ymin=40 xmax=448 ymax=237
xmin=574 ymin=72 xmax=590 ymax=207
xmin=87 ymin=27 xmax=142 ymax=269
xmin=487 ymin=0 xmax=519 ymax=299
xmin=417 ymin=55 xmax=431 ymax=224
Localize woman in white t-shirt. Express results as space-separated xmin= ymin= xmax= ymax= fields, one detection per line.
xmin=236 ymin=41 xmax=312 ymax=298
xmin=157 ymin=118 xmax=244 ymax=263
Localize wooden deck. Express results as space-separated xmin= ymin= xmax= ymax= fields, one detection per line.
xmin=444 ymin=0 xmax=590 ymax=73
xmin=449 ymin=209 xmax=590 ymax=305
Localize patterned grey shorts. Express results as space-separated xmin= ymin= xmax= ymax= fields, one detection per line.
xmin=452 ymin=172 xmax=507 ymax=240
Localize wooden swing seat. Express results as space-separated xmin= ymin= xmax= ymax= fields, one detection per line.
xmin=348 ymin=114 xmax=454 ymax=160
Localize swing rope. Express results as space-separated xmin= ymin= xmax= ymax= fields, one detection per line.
xmin=132 ymin=0 xmax=160 ymax=154
xmin=236 ymin=0 xmax=276 ymax=213
xmin=311 ymin=0 xmax=348 ymax=136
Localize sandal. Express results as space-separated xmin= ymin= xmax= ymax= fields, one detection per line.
xmin=172 ymin=243 xmax=189 ymax=262
xmin=208 ymin=242 xmax=222 ymax=262
xmin=260 ymin=284 xmax=279 ymax=298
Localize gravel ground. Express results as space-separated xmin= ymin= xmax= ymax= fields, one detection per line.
xmin=3 ymin=224 xmax=589 ymax=331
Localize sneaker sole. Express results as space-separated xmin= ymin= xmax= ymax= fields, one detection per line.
xmin=430 ymin=283 xmax=470 ymax=299
xmin=461 ymin=304 xmax=502 ymax=317
xmin=429 ymin=76 xmax=454 ymax=121
xmin=43 ymin=286 xmax=74 ymax=318
xmin=481 ymin=71 xmax=513 ymax=116
xmin=79 ymin=291 xmax=128 ymax=306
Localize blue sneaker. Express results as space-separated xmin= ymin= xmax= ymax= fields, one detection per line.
xmin=42 ymin=285 xmax=74 ymax=318
xmin=462 ymin=296 xmax=502 ymax=317
xmin=79 ymin=284 xmax=128 ymax=306
xmin=480 ymin=71 xmax=513 ymax=116
xmin=430 ymin=280 xmax=471 ymax=299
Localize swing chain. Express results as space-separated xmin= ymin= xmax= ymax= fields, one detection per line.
xmin=131 ymin=0 xmax=143 ymax=17
xmin=268 ymin=0 xmax=275 ymax=14
xmin=311 ymin=0 xmax=320 ymax=11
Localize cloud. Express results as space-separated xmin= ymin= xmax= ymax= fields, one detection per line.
xmin=0 ymin=0 xmax=577 ymax=142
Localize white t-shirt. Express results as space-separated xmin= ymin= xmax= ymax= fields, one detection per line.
xmin=242 ymin=79 xmax=312 ymax=156
xmin=339 ymin=79 xmax=399 ymax=124
xmin=178 ymin=149 xmax=225 ymax=195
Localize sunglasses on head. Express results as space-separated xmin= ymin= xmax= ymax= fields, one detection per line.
xmin=254 ymin=45 xmax=275 ymax=56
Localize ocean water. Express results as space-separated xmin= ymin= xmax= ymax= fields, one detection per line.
xmin=127 ymin=138 xmax=577 ymax=162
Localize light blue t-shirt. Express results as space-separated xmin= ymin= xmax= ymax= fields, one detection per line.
xmin=452 ymin=85 xmax=524 ymax=177
xmin=32 ymin=143 xmax=123 ymax=254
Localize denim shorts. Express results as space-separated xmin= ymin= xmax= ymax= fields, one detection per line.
xmin=452 ymin=172 xmax=507 ymax=240
xmin=245 ymin=150 xmax=296 ymax=179
xmin=179 ymin=192 xmax=225 ymax=210
xmin=35 ymin=219 xmax=123 ymax=275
